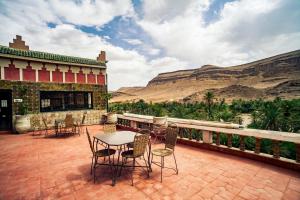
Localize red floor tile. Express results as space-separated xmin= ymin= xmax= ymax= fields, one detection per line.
xmin=0 ymin=125 xmax=299 ymax=200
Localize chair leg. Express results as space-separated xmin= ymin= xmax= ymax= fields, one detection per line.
xmin=90 ymin=155 xmax=94 ymax=175
xmin=173 ymin=153 xmax=178 ymax=174
xmin=131 ymin=158 xmax=135 ymax=186
xmin=161 ymin=156 xmax=164 ymax=182
xmin=93 ymin=156 xmax=98 ymax=183
xmin=142 ymin=156 xmax=150 ymax=178
xmin=119 ymin=157 xmax=125 ymax=177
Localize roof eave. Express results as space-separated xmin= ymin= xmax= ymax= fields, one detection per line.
xmin=0 ymin=53 xmax=106 ymax=69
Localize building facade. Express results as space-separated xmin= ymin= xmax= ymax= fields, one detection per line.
xmin=0 ymin=35 xmax=108 ymax=131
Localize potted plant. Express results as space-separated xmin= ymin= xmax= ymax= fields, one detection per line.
xmin=15 ymin=86 xmax=31 ymax=134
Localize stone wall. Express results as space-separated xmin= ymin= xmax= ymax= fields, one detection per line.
xmin=0 ymin=79 xmax=107 ymax=131
xmin=25 ymin=109 xmax=106 ymax=130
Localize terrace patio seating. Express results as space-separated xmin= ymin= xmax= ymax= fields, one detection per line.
xmin=103 ymin=123 xmax=117 ymax=134
xmin=152 ymin=117 xmax=168 ymax=144
xmin=151 ymin=126 xmax=179 ymax=182
xmin=127 ymin=129 xmax=151 ymax=149
xmin=120 ymin=133 xmax=150 ymax=185
xmin=41 ymin=114 xmax=56 ymax=136
xmin=86 ymin=128 xmax=116 ymax=183
xmin=74 ymin=113 xmax=87 ymax=136
xmin=63 ymin=114 xmax=76 ymax=136
xmin=30 ymin=115 xmax=44 ymax=136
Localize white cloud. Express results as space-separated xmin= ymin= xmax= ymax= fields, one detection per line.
xmin=48 ymin=0 xmax=134 ymax=27
xmin=138 ymin=0 xmax=300 ymax=67
xmin=0 ymin=0 xmax=188 ymax=90
xmin=123 ymin=38 xmax=143 ymax=45
xmin=0 ymin=0 xmax=299 ymax=91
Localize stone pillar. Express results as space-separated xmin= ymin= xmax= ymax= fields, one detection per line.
xmin=239 ymin=136 xmax=245 ymax=151
xmin=130 ymin=120 xmax=137 ymax=130
xmin=272 ymin=140 xmax=280 ymax=159
xmin=188 ymin=129 xmax=192 ymax=140
xmin=255 ymin=138 xmax=261 ymax=154
xmin=216 ymin=132 xmax=220 ymax=146
xmin=296 ymin=144 xmax=300 ymax=163
xmin=203 ymin=130 xmax=213 ymax=144
xmin=227 ymin=134 xmax=232 ymax=148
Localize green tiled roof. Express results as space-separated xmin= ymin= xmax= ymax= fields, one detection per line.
xmin=0 ymin=45 xmax=105 ymax=67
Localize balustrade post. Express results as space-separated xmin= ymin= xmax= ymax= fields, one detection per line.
xmin=227 ymin=134 xmax=232 ymax=148
xmin=239 ymin=136 xmax=245 ymax=151
xmin=179 ymin=128 xmax=183 ymax=138
xmin=216 ymin=132 xmax=220 ymax=146
xmin=272 ymin=140 xmax=280 ymax=159
xmin=255 ymin=138 xmax=261 ymax=154
xmin=203 ymin=130 xmax=213 ymax=144
xmin=296 ymin=144 xmax=300 ymax=163
xmin=188 ymin=129 xmax=192 ymax=140
xmin=196 ymin=130 xmax=200 ymax=141
xmin=130 ymin=120 xmax=137 ymax=130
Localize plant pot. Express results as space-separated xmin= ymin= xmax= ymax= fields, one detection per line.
xmin=106 ymin=112 xmax=117 ymax=124
xmin=153 ymin=116 xmax=168 ymax=127
xmin=15 ymin=115 xmax=31 ymax=134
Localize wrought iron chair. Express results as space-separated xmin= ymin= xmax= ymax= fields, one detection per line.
xmin=103 ymin=123 xmax=116 ymax=133
xmin=86 ymin=128 xmax=116 ymax=183
xmin=120 ymin=133 xmax=150 ymax=185
xmin=63 ymin=114 xmax=75 ymax=135
xmin=74 ymin=113 xmax=86 ymax=136
xmin=151 ymin=126 xmax=179 ymax=182
xmin=127 ymin=129 xmax=150 ymax=149
xmin=30 ymin=115 xmax=43 ymax=136
xmin=41 ymin=114 xmax=56 ymax=136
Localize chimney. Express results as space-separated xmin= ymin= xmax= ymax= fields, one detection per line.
xmin=97 ymin=51 xmax=106 ymax=62
xmin=9 ymin=35 xmax=29 ymax=50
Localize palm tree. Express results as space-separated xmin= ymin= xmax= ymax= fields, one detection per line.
xmin=203 ymin=91 xmax=214 ymax=119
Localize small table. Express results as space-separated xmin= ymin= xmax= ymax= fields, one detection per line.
xmin=94 ymin=131 xmax=151 ymax=186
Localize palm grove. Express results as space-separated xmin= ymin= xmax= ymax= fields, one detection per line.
xmin=109 ymin=92 xmax=300 ymax=159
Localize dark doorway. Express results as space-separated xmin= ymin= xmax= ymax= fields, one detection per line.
xmin=0 ymin=90 xmax=12 ymax=131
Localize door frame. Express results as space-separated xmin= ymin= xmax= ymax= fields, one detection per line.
xmin=0 ymin=89 xmax=12 ymax=131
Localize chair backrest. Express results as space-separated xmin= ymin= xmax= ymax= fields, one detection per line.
xmin=86 ymin=128 xmax=94 ymax=155
xmin=139 ymin=129 xmax=150 ymax=135
xmin=81 ymin=113 xmax=87 ymax=125
xmin=133 ymin=134 xmax=149 ymax=157
xmin=30 ymin=115 xmax=41 ymax=129
xmin=165 ymin=126 xmax=178 ymax=150
xmin=103 ymin=123 xmax=116 ymax=133
xmin=41 ymin=115 xmax=48 ymax=129
xmin=64 ymin=114 xmax=73 ymax=127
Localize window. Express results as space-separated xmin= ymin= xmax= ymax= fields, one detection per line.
xmin=40 ymin=91 xmax=93 ymax=112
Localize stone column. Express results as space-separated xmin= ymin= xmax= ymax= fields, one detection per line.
xmin=296 ymin=144 xmax=300 ymax=163
xmin=216 ymin=132 xmax=220 ymax=146
xmin=203 ymin=130 xmax=213 ymax=144
xmin=272 ymin=140 xmax=280 ymax=159
xmin=239 ymin=136 xmax=245 ymax=151
xmin=255 ymin=138 xmax=261 ymax=154
xmin=227 ymin=134 xmax=232 ymax=148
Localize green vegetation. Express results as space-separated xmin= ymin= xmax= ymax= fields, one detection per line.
xmin=110 ymin=92 xmax=300 ymax=159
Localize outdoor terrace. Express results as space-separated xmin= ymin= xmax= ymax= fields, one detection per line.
xmin=0 ymin=124 xmax=300 ymax=200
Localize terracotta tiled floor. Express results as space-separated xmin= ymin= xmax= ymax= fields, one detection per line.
xmin=0 ymin=125 xmax=299 ymax=200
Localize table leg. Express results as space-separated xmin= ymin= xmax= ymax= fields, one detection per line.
xmin=148 ymin=141 xmax=152 ymax=172
xmin=112 ymin=146 xmax=122 ymax=186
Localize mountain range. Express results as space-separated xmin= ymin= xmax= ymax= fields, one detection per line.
xmin=111 ymin=50 xmax=300 ymax=103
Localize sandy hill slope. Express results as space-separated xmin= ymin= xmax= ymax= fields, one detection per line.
xmin=111 ymin=50 xmax=300 ymax=103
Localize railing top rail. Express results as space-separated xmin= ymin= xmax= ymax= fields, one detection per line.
xmin=117 ymin=114 xmax=300 ymax=143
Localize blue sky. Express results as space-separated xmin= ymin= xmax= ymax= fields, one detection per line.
xmin=1 ymin=0 xmax=300 ymax=90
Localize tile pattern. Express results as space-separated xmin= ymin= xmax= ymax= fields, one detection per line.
xmin=0 ymin=125 xmax=299 ymax=200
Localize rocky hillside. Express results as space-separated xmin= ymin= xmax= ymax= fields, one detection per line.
xmin=111 ymin=50 xmax=300 ymax=103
